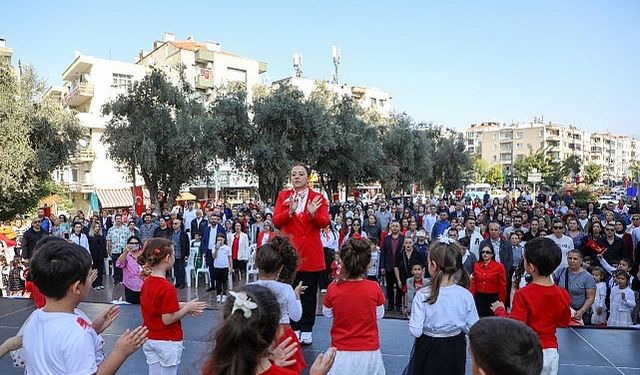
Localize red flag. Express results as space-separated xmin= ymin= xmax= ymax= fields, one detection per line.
xmin=132 ymin=186 xmax=145 ymax=216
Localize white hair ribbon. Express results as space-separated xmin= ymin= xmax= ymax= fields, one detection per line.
xmin=229 ymin=291 xmax=258 ymax=319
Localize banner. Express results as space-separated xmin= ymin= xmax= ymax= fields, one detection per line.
xmin=132 ymin=186 xmax=145 ymax=216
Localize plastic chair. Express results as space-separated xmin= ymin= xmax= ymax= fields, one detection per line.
xmin=104 ymin=257 xmax=112 ymax=276
xmin=195 ymin=254 xmax=211 ymax=288
xmin=185 ymin=248 xmax=198 ymax=288
xmin=246 ymin=244 xmax=259 ymax=283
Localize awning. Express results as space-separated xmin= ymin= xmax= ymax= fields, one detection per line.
xmin=96 ymin=187 xmax=151 ymax=209
xmin=176 ymin=192 xmax=197 ymax=201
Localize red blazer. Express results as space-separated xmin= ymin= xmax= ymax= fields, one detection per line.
xmin=256 ymin=230 xmax=272 ymax=247
xmin=273 ymin=188 xmax=330 ymax=272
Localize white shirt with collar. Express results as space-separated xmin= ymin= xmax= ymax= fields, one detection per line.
xmin=294 ymin=188 xmax=309 ymax=215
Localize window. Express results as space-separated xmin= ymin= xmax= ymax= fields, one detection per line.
xmin=371 ymin=98 xmax=377 ymax=106
xmin=112 ymin=73 xmax=133 ymax=89
xmin=226 ymin=67 xmax=247 ymax=83
xmin=493 ymin=155 xmax=498 ymax=162
xmin=516 ymin=143 xmax=522 ymax=150
xmin=378 ymin=99 xmax=386 ymax=107
xmin=71 ymin=167 xmax=78 ymax=182
xmin=516 ymin=131 xmax=523 ymax=139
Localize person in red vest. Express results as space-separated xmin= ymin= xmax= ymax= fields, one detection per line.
xmin=273 ymin=163 xmax=330 ymax=345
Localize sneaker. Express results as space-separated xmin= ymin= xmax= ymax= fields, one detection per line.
xmin=216 ymin=295 xmax=222 ymax=303
xmin=294 ymin=330 xmax=301 ymax=340
xmin=221 ymin=295 xmax=227 ymax=302
xmin=320 ymin=289 xmax=327 ymax=293
xmin=300 ymin=332 xmax=313 ymax=345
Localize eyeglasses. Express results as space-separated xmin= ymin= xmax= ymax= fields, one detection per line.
xmin=605 ymin=228 xmax=614 ymax=231
xmin=481 ymin=251 xmax=493 ymax=255
xmin=128 ymin=242 xmax=140 ymax=245
xmin=553 ymin=226 xmax=564 ymax=229
xmin=633 ymin=217 xmax=640 ymax=221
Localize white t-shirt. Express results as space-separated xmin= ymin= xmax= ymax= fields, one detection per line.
xmin=546 ymin=234 xmax=575 ymax=272
xmin=252 ymin=279 xmax=302 ymax=324
xmin=212 ymin=245 xmax=231 ymax=268
xmin=24 ymin=308 xmax=104 ymax=375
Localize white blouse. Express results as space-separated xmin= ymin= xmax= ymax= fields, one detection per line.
xmin=409 ymin=284 xmax=479 ymax=338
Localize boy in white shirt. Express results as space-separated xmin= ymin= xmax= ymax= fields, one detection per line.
xmin=23 ymin=238 xmax=148 ymax=375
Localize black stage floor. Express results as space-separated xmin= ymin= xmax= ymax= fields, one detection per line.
xmin=1 ymin=299 xmax=639 ymax=374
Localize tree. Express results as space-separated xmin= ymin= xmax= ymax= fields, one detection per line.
xmin=102 ymin=67 xmax=208 ymax=209
xmin=560 ymin=155 xmax=582 ymax=180
xmin=0 ymin=62 xmax=82 ymax=220
xmin=512 ymin=145 xmax=562 ymax=187
xmin=380 ymin=115 xmax=435 ymax=194
xmin=486 ymin=164 xmax=503 ymax=187
xmin=248 ymin=84 xmax=334 ymax=201
xmin=311 ymin=85 xmax=383 ymax=197
xmin=583 ymin=163 xmax=602 ymax=185
xmin=421 ymin=126 xmax=472 ymax=193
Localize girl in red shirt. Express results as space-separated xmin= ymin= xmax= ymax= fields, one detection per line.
xmin=138 ymin=238 xmax=207 ymax=375
xmin=322 ymin=237 xmax=386 ymax=375
xmin=202 ymin=284 xmax=337 ymax=375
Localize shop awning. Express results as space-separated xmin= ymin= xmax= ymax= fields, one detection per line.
xmin=96 ymin=188 xmax=151 ymax=209
xmin=176 ymin=192 xmax=197 ymax=201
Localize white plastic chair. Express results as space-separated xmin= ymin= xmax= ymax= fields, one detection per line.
xmin=185 ymin=248 xmax=198 ymax=287
xmin=246 ymin=244 xmax=259 ymax=283
xmin=195 ymin=254 xmax=211 ymax=288
xmin=104 ymin=257 xmax=112 ymax=276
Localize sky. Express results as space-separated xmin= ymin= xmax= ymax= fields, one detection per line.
xmin=3 ymin=1 xmax=639 ymax=135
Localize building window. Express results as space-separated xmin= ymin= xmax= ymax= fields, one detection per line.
xmin=516 ymin=131 xmax=523 ymax=139
xmin=493 ymin=155 xmax=497 ymax=162
xmin=226 ymin=68 xmax=247 ymax=84
xmin=516 ymin=143 xmax=522 ymax=150
xmin=371 ymin=98 xmax=377 ymax=106
xmin=112 ymin=73 xmax=134 ymax=89
xmin=71 ymin=167 xmax=78 ymax=182
xmin=378 ymin=99 xmax=386 ymax=107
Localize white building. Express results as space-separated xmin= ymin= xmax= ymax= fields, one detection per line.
xmin=51 ymin=53 xmax=146 ymax=213
xmin=272 ymin=76 xmax=393 ymax=117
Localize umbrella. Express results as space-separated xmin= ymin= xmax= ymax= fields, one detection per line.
xmin=176 ymin=192 xmax=197 ymax=201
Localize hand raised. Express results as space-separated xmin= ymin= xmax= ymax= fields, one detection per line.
xmin=114 ymin=326 xmax=148 ymax=356
xmin=92 ymin=304 xmax=120 ymax=334
xmin=307 ymin=196 xmax=323 ymax=216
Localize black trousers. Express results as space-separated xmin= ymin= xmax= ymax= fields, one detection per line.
xmin=385 ymin=270 xmax=403 ymax=309
xmin=111 ymin=253 xmax=123 ymax=283
xmin=92 ymin=259 xmax=104 ymax=288
xmin=124 ymin=286 xmax=141 ymax=304
xmin=213 ymin=267 xmax=229 ymax=295
xmin=291 ymin=271 xmax=321 ymax=332
xmin=173 ymin=257 xmax=186 ymax=286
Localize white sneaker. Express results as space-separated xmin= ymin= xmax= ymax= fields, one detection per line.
xmin=294 ymin=330 xmax=301 ymax=340
xmin=221 ymin=295 xmax=227 ymax=302
xmin=300 ymin=332 xmax=313 ymax=345
xmin=216 ymin=295 xmax=222 ymax=302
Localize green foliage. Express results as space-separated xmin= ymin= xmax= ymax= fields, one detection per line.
xmin=512 ymin=145 xmax=562 ymax=187
xmin=486 ymin=164 xmax=503 ymax=187
xmin=0 ymin=62 xmax=82 ymax=220
xmin=561 ymin=155 xmax=582 ymax=178
xmin=570 ymin=187 xmax=597 ymax=208
xmin=583 ymin=163 xmax=602 ymax=185
xmin=102 ymin=67 xmax=209 ymax=208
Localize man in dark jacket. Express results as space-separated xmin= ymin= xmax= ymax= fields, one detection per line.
xmin=380 ymin=220 xmax=405 ymax=312
xmin=190 ymin=210 xmax=208 ymax=240
xmin=21 ymin=218 xmax=49 ymax=260
xmin=170 ymin=217 xmax=190 ymax=289
xmin=200 ymin=214 xmax=226 ymax=292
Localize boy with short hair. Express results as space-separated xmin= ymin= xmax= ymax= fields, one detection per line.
xmin=469 ymin=317 xmax=543 ymax=375
xmin=23 ymin=239 xmax=148 ymax=375
xmin=403 ymin=261 xmax=427 ymax=316
xmin=491 ymin=237 xmax=570 ymax=375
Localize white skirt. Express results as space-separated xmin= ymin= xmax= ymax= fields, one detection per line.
xmin=608 ymin=310 xmax=633 ymax=327
xmin=143 ymin=339 xmax=184 ymax=366
xmin=327 ymin=349 xmax=385 ymax=375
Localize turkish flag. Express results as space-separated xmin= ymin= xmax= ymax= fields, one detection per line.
xmin=132 ymin=186 xmax=145 ymax=216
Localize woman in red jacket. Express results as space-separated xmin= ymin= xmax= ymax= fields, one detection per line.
xmin=470 ymin=243 xmax=507 ymax=317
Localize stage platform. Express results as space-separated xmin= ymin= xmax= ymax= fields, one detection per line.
xmin=1 ymin=299 xmax=639 ymax=374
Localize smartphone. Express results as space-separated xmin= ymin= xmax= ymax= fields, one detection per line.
xmin=64 ymin=232 xmax=70 ymax=240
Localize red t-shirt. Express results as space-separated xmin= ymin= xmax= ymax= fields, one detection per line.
xmin=262 ymin=363 xmax=298 ymax=375
xmin=324 ymin=279 xmax=385 ymax=351
xmin=140 ymin=276 xmax=183 ymax=341
xmin=494 ymin=283 xmax=571 ymax=349
xmin=232 ymin=235 xmax=240 ymax=260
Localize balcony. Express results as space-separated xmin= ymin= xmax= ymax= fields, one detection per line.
xmin=69 ymin=147 xmax=96 ymax=163
xmin=195 ymin=68 xmax=213 ymax=89
xmin=62 ymin=181 xmax=80 ymax=193
xmin=195 ymin=49 xmax=215 ymax=63
xmin=259 ymin=61 xmax=268 ymax=74
xmin=64 ymin=82 xmax=94 ymax=107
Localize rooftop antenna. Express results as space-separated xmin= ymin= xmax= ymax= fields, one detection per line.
xmin=332 ymin=45 xmax=341 ymax=84
xmin=293 ymin=53 xmax=303 ymax=78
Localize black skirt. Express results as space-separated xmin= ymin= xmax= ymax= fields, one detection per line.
xmin=474 ymin=292 xmax=499 ymax=317
xmin=403 ymin=332 xmax=466 ymax=375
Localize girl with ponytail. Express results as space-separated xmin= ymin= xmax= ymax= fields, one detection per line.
xmin=403 ymin=239 xmax=479 ymax=375
xmin=202 ymin=284 xmax=336 ymax=375
xmin=138 ymin=238 xmax=207 ymax=375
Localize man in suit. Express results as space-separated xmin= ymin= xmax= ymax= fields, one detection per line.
xmin=380 ymin=220 xmax=405 ymax=312
xmin=200 ymin=214 xmax=226 ymax=292
xmin=190 ymin=209 xmax=208 ymax=240
xmin=273 ymin=163 xmax=330 ymax=345
xmin=479 ymin=221 xmax=514 ymax=306
xmin=170 ymin=217 xmax=190 ymax=289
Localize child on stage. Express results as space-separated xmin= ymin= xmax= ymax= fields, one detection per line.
xmin=323 ymin=237 xmax=386 ymax=375
xmin=404 ymin=239 xmax=479 ymax=375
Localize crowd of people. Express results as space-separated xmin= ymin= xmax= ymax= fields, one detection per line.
xmin=1 ymin=165 xmax=640 ymax=374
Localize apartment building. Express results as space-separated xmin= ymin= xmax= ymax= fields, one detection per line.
xmin=468 ymin=118 xmax=639 ymax=182
xmin=272 ymin=76 xmax=393 ymax=117
xmin=50 ymin=53 xmax=146 ymax=213
xmin=137 ymin=32 xmax=267 ymax=102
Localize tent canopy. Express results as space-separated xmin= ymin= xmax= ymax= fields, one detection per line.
xmin=176 ymin=192 xmax=197 ymax=201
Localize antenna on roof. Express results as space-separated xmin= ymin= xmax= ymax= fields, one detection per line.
xmin=332 ymin=45 xmax=341 ymax=84
xmin=293 ymin=53 xmax=303 ymax=78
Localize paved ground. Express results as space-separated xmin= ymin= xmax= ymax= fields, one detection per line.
xmin=2 ymin=297 xmax=640 ymax=374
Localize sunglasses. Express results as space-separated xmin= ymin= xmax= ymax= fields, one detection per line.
xmin=605 ymin=228 xmax=614 ymax=231
xmin=128 ymin=242 xmax=141 ymax=245
xmin=481 ymin=251 xmax=493 ymax=255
